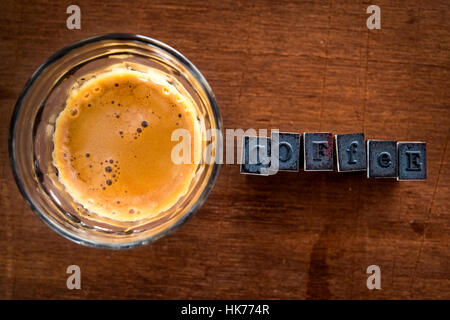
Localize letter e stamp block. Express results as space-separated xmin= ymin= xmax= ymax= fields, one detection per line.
xmin=367 ymin=140 xmax=398 ymax=178
xmin=397 ymin=142 xmax=426 ymax=181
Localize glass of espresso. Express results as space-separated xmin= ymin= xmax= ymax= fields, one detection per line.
xmin=10 ymin=34 xmax=222 ymax=249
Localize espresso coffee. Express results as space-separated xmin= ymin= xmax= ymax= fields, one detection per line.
xmin=53 ymin=69 xmax=201 ymax=221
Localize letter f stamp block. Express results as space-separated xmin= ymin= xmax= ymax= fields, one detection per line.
xmin=336 ymin=133 xmax=367 ymax=172
xmin=304 ymin=132 xmax=333 ymax=171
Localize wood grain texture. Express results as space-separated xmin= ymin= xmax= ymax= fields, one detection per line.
xmin=0 ymin=0 xmax=449 ymax=299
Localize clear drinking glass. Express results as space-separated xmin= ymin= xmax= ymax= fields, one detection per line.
xmin=9 ymin=34 xmax=222 ymax=249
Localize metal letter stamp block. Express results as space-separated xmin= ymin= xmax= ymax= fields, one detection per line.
xmin=367 ymin=140 xmax=398 ymax=178
xmin=271 ymin=132 xmax=301 ymax=171
xmin=397 ymin=142 xmax=426 ymax=181
xmin=240 ymin=136 xmax=272 ymax=175
xmin=335 ymin=133 xmax=367 ymax=172
xmin=304 ymin=132 xmax=333 ymax=171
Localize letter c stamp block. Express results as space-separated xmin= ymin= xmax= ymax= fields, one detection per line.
xmin=240 ymin=136 xmax=272 ymax=175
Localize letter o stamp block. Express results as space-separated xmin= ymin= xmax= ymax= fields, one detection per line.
xmin=367 ymin=140 xmax=398 ymax=178
xmin=397 ymin=142 xmax=426 ymax=181
xmin=272 ymin=132 xmax=301 ymax=171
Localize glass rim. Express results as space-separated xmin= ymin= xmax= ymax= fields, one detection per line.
xmin=9 ymin=33 xmax=223 ymax=249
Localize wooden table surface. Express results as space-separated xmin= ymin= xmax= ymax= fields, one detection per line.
xmin=0 ymin=0 xmax=449 ymax=299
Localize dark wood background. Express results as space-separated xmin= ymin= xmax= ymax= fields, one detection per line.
xmin=0 ymin=0 xmax=448 ymax=299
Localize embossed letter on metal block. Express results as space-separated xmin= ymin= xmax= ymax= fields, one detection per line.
xmin=367 ymin=140 xmax=398 ymax=178
xmin=335 ymin=133 xmax=367 ymax=172
xmin=271 ymin=132 xmax=301 ymax=172
xmin=304 ymin=132 xmax=333 ymax=171
xmin=397 ymin=142 xmax=426 ymax=181
xmin=240 ymin=136 xmax=272 ymax=175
